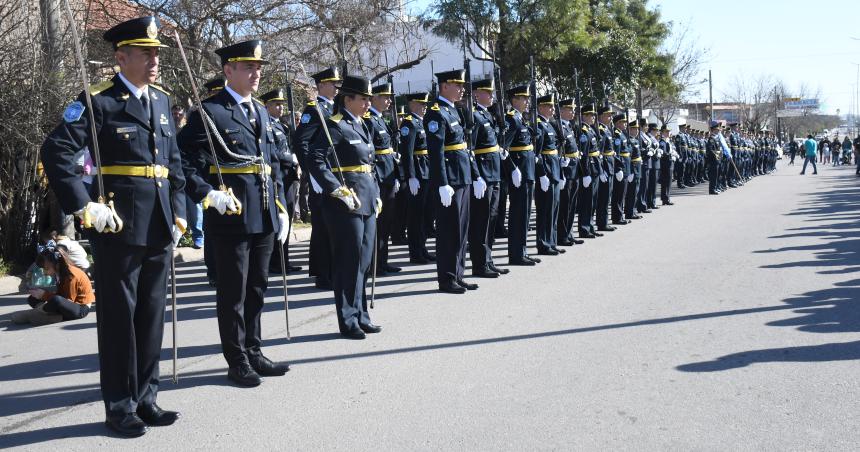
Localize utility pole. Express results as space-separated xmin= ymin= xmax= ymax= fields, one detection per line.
xmin=708 ymin=69 xmax=713 ymax=122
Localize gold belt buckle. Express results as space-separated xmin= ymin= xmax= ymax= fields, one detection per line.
xmin=153 ymin=165 xmax=164 ymax=178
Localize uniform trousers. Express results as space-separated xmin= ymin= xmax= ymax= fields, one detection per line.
xmin=407 ymin=178 xmax=430 ymax=259
xmin=322 ymin=200 xmax=374 ymax=331
xmin=534 ymin=180 xmax=560 ymax=252
xmin=508 ymin=180 xmax=534 ymax=261
xmin=557 ymin=176 xmax=579 ymax=243
xmin=435 ymin=184 xmax=470 ymax=285
xmin=468 ymin=181 xmax=500 ymax=273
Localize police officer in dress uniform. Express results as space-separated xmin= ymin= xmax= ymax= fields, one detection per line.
xmin=365 ymin=83 xmax=402 ymax=275
xmin=534 ymin=94 xmax=564 ymax=255
xmin=556 ymin=98 xmax=584 ymax=246
xmin=179 ymin=40 xmax=290 ymax=387
xmin=262 ymin=89 xmax=302 ymax=274
xmin=674 ymin=125 xmax=688 ymax=189
xmin=399 ymin=92 xmax=436 ymax=263
xmin=706 ymin=120 xmax=722 ymax=195
xmin=41 ymin=17 xmax=185 ymax=436
xmin=635 ymin=118 xmax=653 ymax=214
xmin=468 ymin=78 xmax=508 ymax=277
xmin=625 ymin=119 xmax=643 ymax=220
xmin=646 ymin=123 xmax=661 ymax=210
xmin=577 ymin=103 xmax=601 ymax=238
xmin=196 ymin=78 xmax=226 ymax=286
xmin=659 ymin=125 xmax=674 ymax=206
xmin=306 ymin=75 xmax=382 ymax=339
xmin=425 ymin=69 xmax=483 ymax=293
xmin=596 ymin=106 xmax=619 ymax=232
xmin=294 ymin=67 xmax=342 ymax=289
xmin=503 ymin=85 xmax=542 ymax=265
xmin=610 ymin=113 xmax=631 ymax=225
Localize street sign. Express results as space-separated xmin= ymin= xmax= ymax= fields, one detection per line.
xmin=777 ymin=109 xmax=803 ymax=118
xmin=784 ymin=98 xmax=819 ymax=110
xmin=782 ymin=97 xmax=800 ymax=102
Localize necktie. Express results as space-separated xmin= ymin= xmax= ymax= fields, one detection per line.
xmin=140 ymin=92 xmax=151 ymax=124
xmin=242 ymin=102 xmax=258 ymax=136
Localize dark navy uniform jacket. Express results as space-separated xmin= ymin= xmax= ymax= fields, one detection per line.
xmin=502 ymin=109 xmax=536 ymax=182
xmin=364 ymin=107 xmax=399 ymax=185
xmin=424 ymin=97 xmax=479 ymax=187
xmin=470 ymin=104 xmax=502 ymax=183
xmin=178 ymin=88 xmax=285 ymax=235
xmin=629 ymin=132 xmax=642 ymax=175
xmin=271 ymin=119 xmax=300 ymax=191
xmin=41 ymin=74 xmax=186 ymax=246
xmin=648 ymin=133 xmax=662 ymax=170
xmin=534 ymin=115 xmax=561 ymax=183
xmin=559 ymin=119 xmax=580 ymax=180
xmin=596 ymin=123 xmax=615 ymax=176
xmin=659 ymin=137 xmax=673 ymax=169
xmin=612 ymin=126 xmax=632 ymax=176
xmin=307 ymin=110 xmax=380 ymax=217
xmin=294 ymin=96 xmax=335 ymax=167
xmin=637 ymin=134 xmax=651 ymax=170
xmin=578 ymin=123 xmax=602 ymax=179
xmin=399 ymin=113 xmax=430 ymax=180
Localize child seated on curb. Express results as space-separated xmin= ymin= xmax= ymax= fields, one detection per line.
xmin=11 ymin=240 xmax=94 ymax=326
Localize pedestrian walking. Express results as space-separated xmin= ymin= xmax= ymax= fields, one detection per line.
xmin=800 ymin=134 xmax=818 ymax=175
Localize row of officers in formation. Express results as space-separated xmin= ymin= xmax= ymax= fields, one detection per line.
xmin=38 ymin=17 xmax=779 ymax=437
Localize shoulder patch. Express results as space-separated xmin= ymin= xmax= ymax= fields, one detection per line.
xmin=330 ymin=113 xmax=343 ymax=124
xmin=300 ymin=113 xmax=312 ymax=124
xmin=150 ymin=83 xmax=170 ymax=95
xmin=430 ymin=103 xmax=440 ymax=111
xmin=88 ymin=80 xmax=113 ymax=96
xmin=307 ymin=101 xmax=317 ymax=106
xmin=400 ymin=126 xmax=410 ymax=137
xmin=63 ymin=101 xmax=85 ymax=123
xmin=427 ymin=120 xmax=439 ymax=133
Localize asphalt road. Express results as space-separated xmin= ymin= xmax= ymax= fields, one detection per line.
xmin=1 ymin=160 xmax=858 ymax=450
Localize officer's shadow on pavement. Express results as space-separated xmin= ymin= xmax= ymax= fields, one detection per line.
xmin=677 ymin=175 xmax=860 ymax=372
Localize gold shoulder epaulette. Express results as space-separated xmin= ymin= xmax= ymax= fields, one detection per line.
xmin=330 ymin=113 xmax=343 ymax=123
xmin=307 ymin=101 xmax=317 ymax=106
xmin=430 ymin=103 xmax=440 ymax=111
xmin=89 ymin=80 xmax=113 ymax=96
xmin=150 ymin=83 xmax=170 ymax=95
xmin=506 ymin=110 xmax=515 ymax=116
xmin=614 ymin=129 xmax=621 ymax=135
xmin=404 ymin=115 xmax=413 ymax=121
xmin=362 ymin=111 xmax=371 ymax=119
xmin=581 ymin=126 xmax=589 ymax=132
xmin=537 ymin=118 xmax=542 ymax=123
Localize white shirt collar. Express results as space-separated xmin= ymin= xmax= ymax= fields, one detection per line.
xmin=117 ymin=72 xmax=147 ymax=100
xmin=369 ymin=106 xmax=381 ymax=116
xmin=411 ymin=112 xmax=423 ymax=120
xmin=318 ymin=95 xmax=333 ymax=105
xmin=476 ymin=102 xmax=491 ymax=110
xmin=341 ymin=109 xmax=357 ymax=122
xmin=225 ymin=85 xmax=253 ymax=106
xmin=438 ymin=95 xmax=455 ymax=108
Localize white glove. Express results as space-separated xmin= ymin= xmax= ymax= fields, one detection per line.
xmin=206 ymin=190 xmax=239 ymax=215
xmin=439 ymin=185 xmax=455 ymax=207
xmin=473 ymin=177 xmax=487 ymax=199
xmin=375 ymin=197 xmax=383 ymax=217
xmin=408 ymin=177 xmax=420 ymax=196
xmin=393 ymin=179 xmax=400 ymax=193
xmin=331 ymin=186 xmax=357 ymax=211
xmin=500 ymin=148 xmax=510 ymax=160
xmin=290 ymin=153 xmax=299 ymax=165
xmin=172 ymin=218 xmax=187 ymax=248
xmin=511 ymin=167 xmax=522 ymax=188
xmin=77 ymin=201 xmax=117 ymax=233
xmin=582 ymin=175 xmax=592 ymax=188
xmin=615 ymin=170 xmax=624 ymax=181
xmin=599 ymin=173 xmax=608 ymax=183
xmin=535 ymin=155 xmax=541 ymax=163
xmin=277 ymin=213 xmax=290 ymax=243
xmin=647 ymin=150 xmax=654 ymax=157
xmin=539 ymin=175 xmax=550 ymax=192
xmin=627 ymin=174 xmax=634 ymax=183
xmin=309 ymin=174 xmax=323 ymax=194
xmin=560 ymin=157 xmax=570 ymax=167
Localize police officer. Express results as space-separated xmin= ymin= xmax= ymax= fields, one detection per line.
xmin=262 ymin=89 xmax=302 ymax=274
xmin=425 ymin=69 xmax=483 ymax=293
xmin=659 ymin=125 xmax=674 ymax=206
xmin=674 ymin=124 xmax=688 ymax=189
xmin=625 ymin=119 xmax=643 ymax=220
xmin=635 ymin=118 xmax=653 ymax=214
xmin=610 ymin=113 xmax=631 ymax=225
xmin=577 ymin=103 xmax=600 ymax=238
xmin=294 ymin=67 xmax=342 ymax=289
xmin=596 ymin=106 xmax=619 ymax=232
xmin=365 ymin=83 xmax=402 ymax=275
xmin=503 ymin=85 xmax=541 ymax=264
xmin=179 ymin=40 xmax=290 ymax=387
xmin=645 ymin=123 xmax=661 ymax=210
xmin=534 ymin=94 xmax=563 ymax=255
xmin=399 ymin=92 xmax=435 ymax=263
xmin=307 ymin=75 xmax=382 ymax=339
xmin=41 ymin=17 xmax=185 ymax=436
xmin=706 ymin=121 xmax=722 ymax=194
xmin=556 ymin=98 xmax=584 ymax=246
xmin=468 ymin=78 xmax=508 ymax=277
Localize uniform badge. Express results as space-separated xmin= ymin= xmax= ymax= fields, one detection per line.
xmin=147 ymin=19 xmax=158 ymax=39
xmin=300 ymin=113 xmax=311 ymax=124
xmin=253 ymin=44 xmax=262 ymax=59
xmin=614 ymin=139 xmax=621 ymax=146
xmin=427 ymin=120 xmax=439 ymax=133
xmin=400 ymin=126 xmax=409 ymax=137
xmin=63 ymin=101 xmax=85 ymax=123
xmin=579 ymin=135 xmax=587 ymax=143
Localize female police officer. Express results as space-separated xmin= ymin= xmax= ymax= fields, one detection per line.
xmin=306 ymin=75 xmax=382 ymax=339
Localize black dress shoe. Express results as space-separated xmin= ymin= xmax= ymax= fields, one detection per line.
xmin=593 ymin=231 xmax=604 ymax=237
xmin=558 ymin=240 xmax=575 ymax=246
xmin=314 ymin=277 xmax=332 ymax=290
xmin=525 ymin=256 xmax=542 ymax=263
xmin=627 ymin=215 xmax=643 ymax=220
xmin=137 ymin=403 xmax=180 ymax=426
xmin=551 ymin=247 xmax=566 ymax=254
xmin=598 ymin=226 xmax=616 ymax=232
xmin=537 ymin=249 xmax=559 ymax=256
xmin=359 ymin=323 xmax=382 ymax=334
xmin=572 ymin=238 xmax=585 ymax=245
xmin=381 ymin=264 xmax=402 ymax=273
xmin=709 ymin=191 xmax=719 ymax=195
xmin=105 ymin=413 xmax=148 ymax=437
xmin=611 ymin=220 xmax=630 ymax=225
xmin=489 ymin=264 xmax=510 ymax=275
xmin=456 ymin=279 xmax=479 ymax=290
xmin=650 ymin=205 xmax=660 ymax=209
xmin=473 ymin=270 xmax=500 ymax=278
xmin=580 ymin=233 xmax=596 ymax=239
xmin=662 ymin=201 xmax=674 ymax=206
xmin=249 ymin=354 xmax=290 ymax=376
xmin=341 ymin=326 xmax=367 ymax=339
xmin=439 ymin=281 xmax=467 ymax=294
xmin=227 ymin=362 xmax=262 ymax=387
xmin=509 ymin=258 xmax=536 ymax=266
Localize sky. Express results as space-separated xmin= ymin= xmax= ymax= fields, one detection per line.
xmin=408 ymin=0 xmax=860 ymax=116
